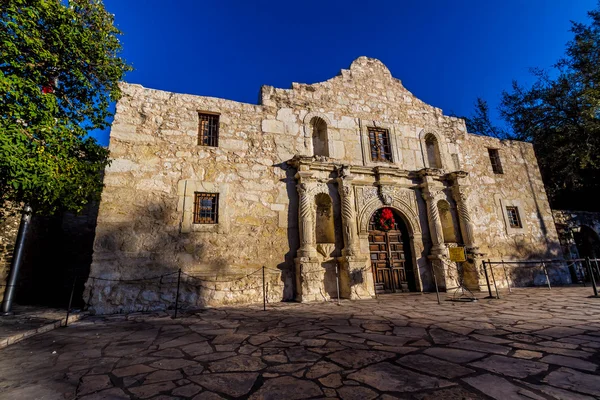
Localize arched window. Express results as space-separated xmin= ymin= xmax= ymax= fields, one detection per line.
xmin=315 ymin=193 xmax=335 ymax=243
xmin=425 ymin=134 xmax=442 ymax=169
xmin=437 ymin=200 xmax=457 ymax=243
xmin=311 ymin=117 xmax=329 ymax=157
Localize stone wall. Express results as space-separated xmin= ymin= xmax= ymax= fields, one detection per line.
xmin=0 ymin=211 xmax=20 ymax=303
xmin=86 ymin=57 xmax=565 ymax=313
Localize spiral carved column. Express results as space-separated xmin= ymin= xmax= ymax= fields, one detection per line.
xmin=297 ymin=183 xmax=317 ymax=258
xmin=422 ymin=190 xmax=445 ymax=254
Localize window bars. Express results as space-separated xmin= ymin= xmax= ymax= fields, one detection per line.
xmin=193 ymin=193 xmax=219 ymax=224
xmin=198 ymin=113 xmax=219 ymax=147
xmin=506 ymin=206 xmax=522 ymax=228
xmin=488 ymin=148 xmax=503 ymax=174
xmin=368 ymin=127 xmax=393 ymax=162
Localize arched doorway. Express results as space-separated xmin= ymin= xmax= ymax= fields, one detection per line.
xmin=368 ymin=208 xmax=415 ymax=293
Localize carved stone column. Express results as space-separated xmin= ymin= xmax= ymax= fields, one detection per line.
xmin=450 ymin=171 xmax=482 ymax=291
xmin=335 ymin=166 xmax=373 ymax=299
xmin=336 ymin=177 xmax=358 ymax=257
xmin=421 ymin=189 xmax=446 ymax=255
xmin=296 ymin=182 xmax=317 ymax=258
xmin=294 ymin=173 xmax=323 ymax=302
xmin=450 ymin=172 xmax=476 ymax=249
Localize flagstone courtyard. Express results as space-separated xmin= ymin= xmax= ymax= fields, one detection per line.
xmin=0 ymin=287 xmax=599 ymax=400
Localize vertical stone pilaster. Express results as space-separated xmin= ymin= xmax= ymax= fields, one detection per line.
xmin=336 ymin=165 xmax=373 ymax=299
xmin=450 ymin=172 xmax=476 ymax=249
xmin=450 ymin=171 xmax=482 ymax=291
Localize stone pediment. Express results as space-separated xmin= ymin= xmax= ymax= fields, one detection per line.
xmin=261 ymin=57 xmax=443 ymax=117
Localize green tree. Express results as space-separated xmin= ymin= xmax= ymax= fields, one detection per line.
xmin=0 ymin=0 xmax=132 ymax=216
xmin=465 ymin=4 xmax=600 ymax=210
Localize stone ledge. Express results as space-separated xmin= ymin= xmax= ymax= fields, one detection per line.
xmin=0 ymin=311 xmax=87 ymax=350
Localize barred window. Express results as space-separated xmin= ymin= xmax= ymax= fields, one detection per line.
xmin=506 ymin=206 xmax=522 ymax=228
xmin=198 ymin=113 xmax=219 ymax=147
xmin=368 ymin=127 xmax=393 ymax=162
xmin=488 ymin=148 xmax=503 ymax=174
xmin=193 ymin=193 xmax=219 ymax=224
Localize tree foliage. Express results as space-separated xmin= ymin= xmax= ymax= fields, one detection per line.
xmin=465 ymin=4 xmax=600 ymax=211
xmin=0 ymin=0 xmax=131 ymax=215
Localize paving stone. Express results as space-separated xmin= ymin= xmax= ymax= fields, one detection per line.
xmin=144 ymin=369 xmax=183 ymax=382
xmin=319 ymin=373 xmax=343 ymax=388
xmin=469 ymin=355 xmax=548 ymax=378
xmin=266 ymin=362 xmax=311 ymax=373
xmin=208 ymin=354 xmax=266 ymax=372
xmin=128 ymin=382 xmax=176 ymax=399
xmin=348 ymin=362 xmax=454 ymax=392
xmin=192 ymin=391 xmax=225 ymax=400
xmin=248 ymin=376 xmax=322 ymax=400
xmin=112 ymin=364 xmax=155 ymax=377
xmin=189 ymin=372 xmax=258 ymax=397
xmin=413 ymin=386 xmax=486 ymax=399
xmin=354 ymin=332 xmax=411 ymax=346
xmin=79 ymin=388 xmax=129 ymax=399
xmin=305 ymin=361 xmax=343 ymax=379
xmin=194 ymin=352 xmax=236 ymax=362
xmin=534 ymin=327 xmax=584 ymax=338
xmin=513 ymin=350 xmax=543 ymax=359
xmin=539 ymin=354 xmax=597 ymax=372
xmin=519 ymin=380 xmax=596 ymax=400
xmin=77 ymin=374 xmax=112 ymax=395
xmin=150 ymin=358 xmax=198 ymax=370
xmin=397 ymin=354 xmax=475 ymax=378
xmin=285 ymin=346 xmax=322 ymax=362
xmin=337 ymin=385 xmax=378 ymax=400
xmin=463 ymin=373 xmax=545 ymax=400
xmin=542 ymin=367 xmax=600 ymax=396
xmin=450 ymin=339 xmax=511 ymax=355
xmin=211 ymin=333 xmax=248 ymax=345
xmin=327 ymin=350 xmax=395 ymax=368
xmin=423 ymin=347 xmax=486 ymax=363
xmin=429 ymin=328 xmax=468 ymax=344
xmin=159 ymin=333 xmax=206 ymax=349
xmin=181 ymin=341 xmax=213 ymax=356
xmin=392 ymin=326 xmax=427 ymax=338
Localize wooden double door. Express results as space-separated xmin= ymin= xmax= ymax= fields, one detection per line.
xmin=368 ymin=213 xmax=413 ymax=293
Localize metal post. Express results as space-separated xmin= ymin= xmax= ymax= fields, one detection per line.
xmin=586 ymin=257 xmax=598 ymax=297
xmin=174 ymin=269 xmax=181 ymax=319
xmin=542 ymin=262 xmax=551 ymax=290
xmin=335 ymin=262 xmax=341 ymax=304
xmin=580 ymin=260 xmax=587 ymax=287
xmin=488 ymin=259 xmax=500 ymax=299
xmin=482 ymin=260 xmax=494 ymax=298
xmin=430 ymin=262 xmax=441 ymax=305
xmin=501 ymin=260 xmax=512 ymax=294
xmin=262 ymin=266 xmax=266 ymax=311
xmin=594 ymin=259 xmax=600 ymax=282
xmin=64 ymin=276 xmax=77 ymax=327
xmin=1 ymin=205 xmax=33 ymax=316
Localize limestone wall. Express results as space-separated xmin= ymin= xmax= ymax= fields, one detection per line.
xmin=87 ymin=56 xmax=564 ymax=312
xmin=458 ymin=134 xmax=562 ymax=260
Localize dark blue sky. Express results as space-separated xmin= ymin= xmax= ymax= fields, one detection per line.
xmin=95 ymin=0 xmax=596 ymax=145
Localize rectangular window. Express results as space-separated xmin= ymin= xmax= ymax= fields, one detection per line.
xmin=193 ymin=192 xmax=219 ymax=224
xmin=488 ymin=148 xmax=503 ymax=174
xmin=368 ymin=127 xmax=393 ymax=162
xmin=198 ymin=113 xmax=219 ymax=147
xmin=506 ymin=206 xmax=522 ymax=228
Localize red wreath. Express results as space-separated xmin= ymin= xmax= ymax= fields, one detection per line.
xmin=378 ymin=207 xmax=396 ymax=231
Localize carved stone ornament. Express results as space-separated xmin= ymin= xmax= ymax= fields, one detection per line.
xmin=378 ymin=185 xmax=393 ymax=206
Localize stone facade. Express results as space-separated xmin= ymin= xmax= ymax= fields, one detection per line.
xmin=85 ymin=57 xmax=565 ymax=314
